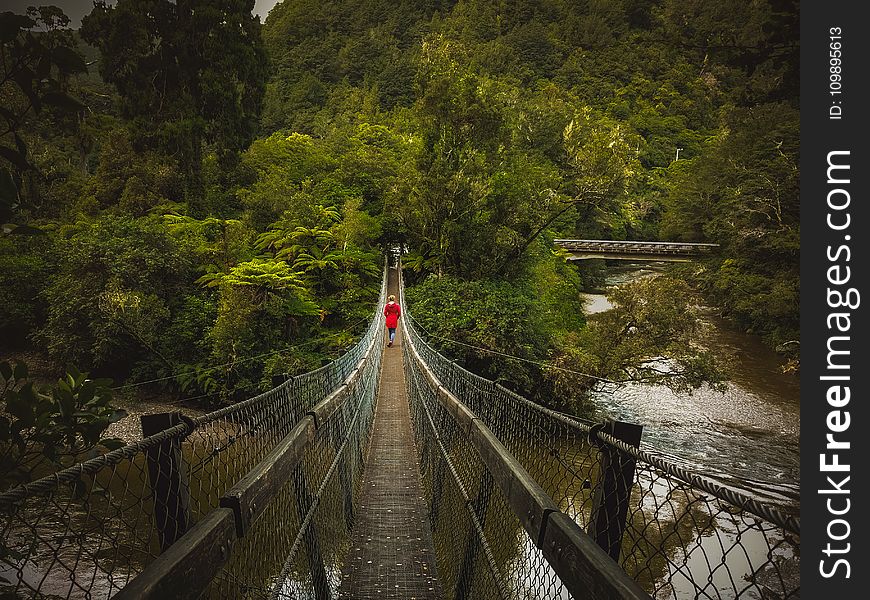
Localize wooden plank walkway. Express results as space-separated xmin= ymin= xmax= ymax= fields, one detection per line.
xmin=339 ymin=269 xmax=441 ymax=599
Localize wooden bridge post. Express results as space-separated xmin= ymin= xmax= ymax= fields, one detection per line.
xmin=455 ymin=469 xmax=493 ymax=600
xmin=141 ymin=412 xmax=192 ymax=552
xmin=271 ymin=372 xmax=291 ymax=387
xmin=292 ymin=464 xmax=332 ymax=600
xmin=588 ymin=420 xmax=643 ymax=561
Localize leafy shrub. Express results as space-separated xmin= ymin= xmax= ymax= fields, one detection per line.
xmin=1 ymin=360 xmax=125 ymax=491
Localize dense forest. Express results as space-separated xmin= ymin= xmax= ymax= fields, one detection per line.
xmin=1 ymin=1 xmax=798 ymax=483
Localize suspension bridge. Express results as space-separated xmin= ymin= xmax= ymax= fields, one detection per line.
xmin=0 ymin=262 xmax=799 ymax=600
xmin=554 ymin=239 xmax=720 ymax=262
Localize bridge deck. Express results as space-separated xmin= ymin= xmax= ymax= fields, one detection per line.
xmin=339 ymin=269 xmax=441 ymax=599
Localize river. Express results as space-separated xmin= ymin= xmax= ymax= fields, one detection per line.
xmin=581 ymin=262 xmax=800 ymax=509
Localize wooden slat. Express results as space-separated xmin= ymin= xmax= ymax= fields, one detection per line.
xmin=113 ymin=508 xmax=237 ymax=600
xmin=542 ymin=512 xmax=652 ymax=600
xmin=220 ymin=416 xmax=315 ymax=537
xmin=468 ymin=419 xmax=558 ymax=548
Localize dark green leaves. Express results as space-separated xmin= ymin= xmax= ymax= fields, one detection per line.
xmin=80 ymin=0 xmax=267 ymax=208
xmin=1 ymin=359 xmax=120 ymax=491
xmin=99 ymin=437 xmax=126 ymax=451
xmin=4 ymin=384 xmax=36 ymax=427
xmin=0 ymin=5 xmax=88 ymax=220
xmin=12 ymin=361 xmax=28 ymax=380
xmin=0 ymin=147 xmax=29 ymax=172
xmin=41 ymin=91 xmax=87 ymax=112
xmin=49 ymin=45 xmax=87 ymax=75
xmin=0 ymin=13 xmax=35 ymax=42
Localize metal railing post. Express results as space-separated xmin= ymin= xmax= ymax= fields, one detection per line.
xmin=141 ymin=412 xmax=192 ymax=552
xmin=588 ymin=420 xmax=643 ymax=561
xmin=271 ymin=372 xmax=291 ymax=387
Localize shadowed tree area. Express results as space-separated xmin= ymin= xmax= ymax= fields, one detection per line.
xmin=80 ymin=0 xmax=269 ymax=214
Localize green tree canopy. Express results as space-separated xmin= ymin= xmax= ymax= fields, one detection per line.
xmin=81 ymin=0 xmax=268 ymax=212
xmin=1 ymin=6 xmax=87 ymax=222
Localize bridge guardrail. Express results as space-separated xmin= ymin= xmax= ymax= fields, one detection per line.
xmin=553 ymin=239 xmax=720 ymax=261
xmin=117 ymin=336 xmax=381 ymax=600
xmin=0 ymin=266 xmax=388 ymax=600
xmin=400 ymin=265 xmax=800 ymax=599
xmin=414 ymin=361 xmax=648 ymax=600
xmin=401 ymin=276 xmax=651 ymax=600
xmin=553 ymin=239 xmax=720 ymax=250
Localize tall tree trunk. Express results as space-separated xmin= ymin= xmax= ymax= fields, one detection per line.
xmin=186 ymin=131 xmax=204 ymax=217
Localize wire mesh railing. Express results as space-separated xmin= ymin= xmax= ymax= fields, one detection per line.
xmin=0 ymin=269 xmax=387 ymax=600
xmin=207 ymin=327 xmax=383 ymax=600
xmin=400 ymin=270 xmax=800 ymax=600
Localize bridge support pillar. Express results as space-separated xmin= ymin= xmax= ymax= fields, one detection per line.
xmin=141 ymin=412 xmax=192 ymax=553
xmin=292 ymin=464 xmax=332 ymax=600
xmin=588 ymin=420 xmax=643 ymax=561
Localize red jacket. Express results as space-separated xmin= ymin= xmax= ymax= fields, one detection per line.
xmin=383 ymin=302 xmax=401 ymax=328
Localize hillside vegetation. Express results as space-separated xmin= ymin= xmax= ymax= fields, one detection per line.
xmin=2 ymin=0 xmax=798 ymax=419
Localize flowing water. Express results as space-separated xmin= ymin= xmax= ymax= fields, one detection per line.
xmin=581 ymin=262 xmax=800 ymax=509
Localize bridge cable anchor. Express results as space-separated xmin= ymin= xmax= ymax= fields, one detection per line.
xmin=178 ymin=413 xmax=198 ymax=441
xmin=587 ymin=422 xmax=608 ymax=449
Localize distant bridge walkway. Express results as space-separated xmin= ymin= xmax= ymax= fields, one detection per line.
xmin=555 ymin=239 xmax=719 ymax=261
xmin=339 ymin=268 xmax=441 ymax=599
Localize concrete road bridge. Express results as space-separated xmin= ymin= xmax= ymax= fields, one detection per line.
xmin=555 ymin=239 xmax=719 ymax=261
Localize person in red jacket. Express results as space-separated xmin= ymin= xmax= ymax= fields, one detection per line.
xmin=383 ymin=294 xmax=401 ymax=347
